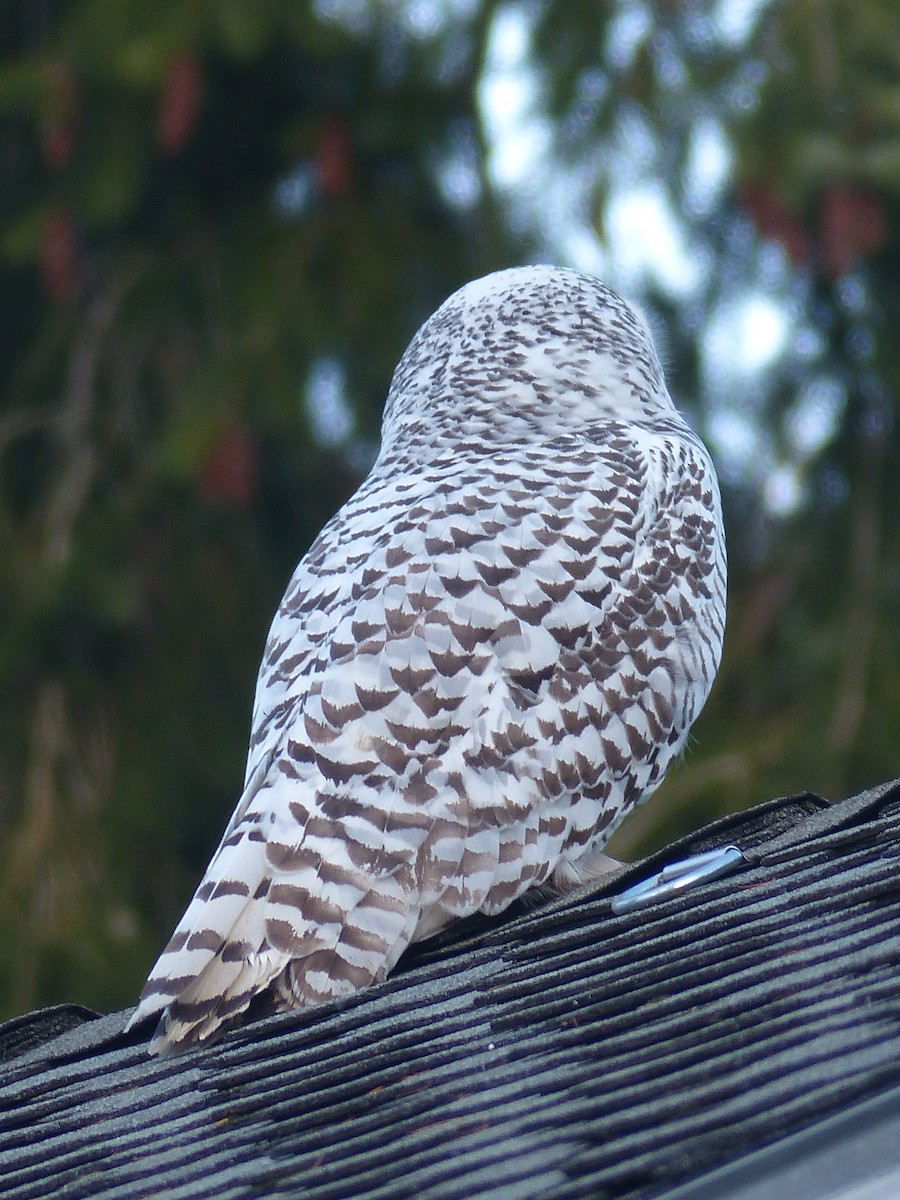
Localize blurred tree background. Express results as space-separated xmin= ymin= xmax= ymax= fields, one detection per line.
xmin=1 ymin=0 xmax=898 ymax=1019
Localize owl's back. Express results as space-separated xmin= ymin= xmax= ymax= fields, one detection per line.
xmin=128 ymin=268 xmax=726 ymax=1052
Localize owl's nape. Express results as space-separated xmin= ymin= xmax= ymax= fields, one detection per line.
xmin=128 ymin=266 xmax=726 ymax=1053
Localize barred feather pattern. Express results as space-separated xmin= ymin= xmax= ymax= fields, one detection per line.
xmin=129 ymin=266 xmax=726 ymax=1052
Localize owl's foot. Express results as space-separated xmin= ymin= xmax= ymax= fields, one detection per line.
xmin=552 ymin=851 xmax=626 ymax=893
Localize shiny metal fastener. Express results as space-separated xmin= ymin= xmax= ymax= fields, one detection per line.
xmin=611 ymin=845 xmax=747 ymax=914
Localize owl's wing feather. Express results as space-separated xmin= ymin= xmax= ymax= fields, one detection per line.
xmin=130 ymin=424 xmax=724 ymax=1051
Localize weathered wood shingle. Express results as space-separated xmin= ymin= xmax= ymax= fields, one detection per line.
xmin=2 ymin=780 xmax=900 ymax=1199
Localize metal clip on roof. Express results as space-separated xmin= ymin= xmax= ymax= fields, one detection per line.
xmin=611 ymin=845 xmax=747 ymax=914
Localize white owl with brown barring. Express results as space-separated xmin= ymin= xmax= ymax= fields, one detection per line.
xmin=129 ymin=266 xmax=727 ymax=1052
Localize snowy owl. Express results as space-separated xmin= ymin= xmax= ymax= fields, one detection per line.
xmin=129 ymin=265 xmax=726 ymax=1052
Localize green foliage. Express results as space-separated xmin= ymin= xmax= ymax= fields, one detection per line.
xmin=2 ymin=0 xmax=899 ymax=1017
xmin=0 ymin=0 xmax=513 ymax=1016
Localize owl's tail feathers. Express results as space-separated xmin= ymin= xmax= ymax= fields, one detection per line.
xmin=126 ymin=839 xmax=424 ymax=1055
xmin=271 ymin=875 xmax=422 ymax=1011
xmin=125 ymin=853 xmax=298 ymax=1054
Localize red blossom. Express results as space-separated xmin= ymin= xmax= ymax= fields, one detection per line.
xmin=314 ymin=117 xmax=352 ymax=197
xmin=157 ymin=54 xmax=203 ymax=156
xmin=820 ymin=185 xmax=886 ymax=278
xmin=739 ymin=183 xmax=810 ymax=266
xmin=199 ymin=421 xmax=257 ymax=509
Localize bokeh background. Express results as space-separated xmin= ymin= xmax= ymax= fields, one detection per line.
xmin=2 ymin=0 xmax=899 ymax=1020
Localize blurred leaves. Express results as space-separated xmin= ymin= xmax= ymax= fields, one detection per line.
xmin=2 ymin=0 xmax=900 ymax=1017
xmin=0 ymin=0 xmax=511 ymax=1016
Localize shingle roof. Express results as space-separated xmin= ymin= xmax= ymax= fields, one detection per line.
xmin=2 ymin=779 xmax=900 ymax=1199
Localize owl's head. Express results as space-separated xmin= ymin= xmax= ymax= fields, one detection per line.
xmin=381 ymin=266 xmax=677 ymax=450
